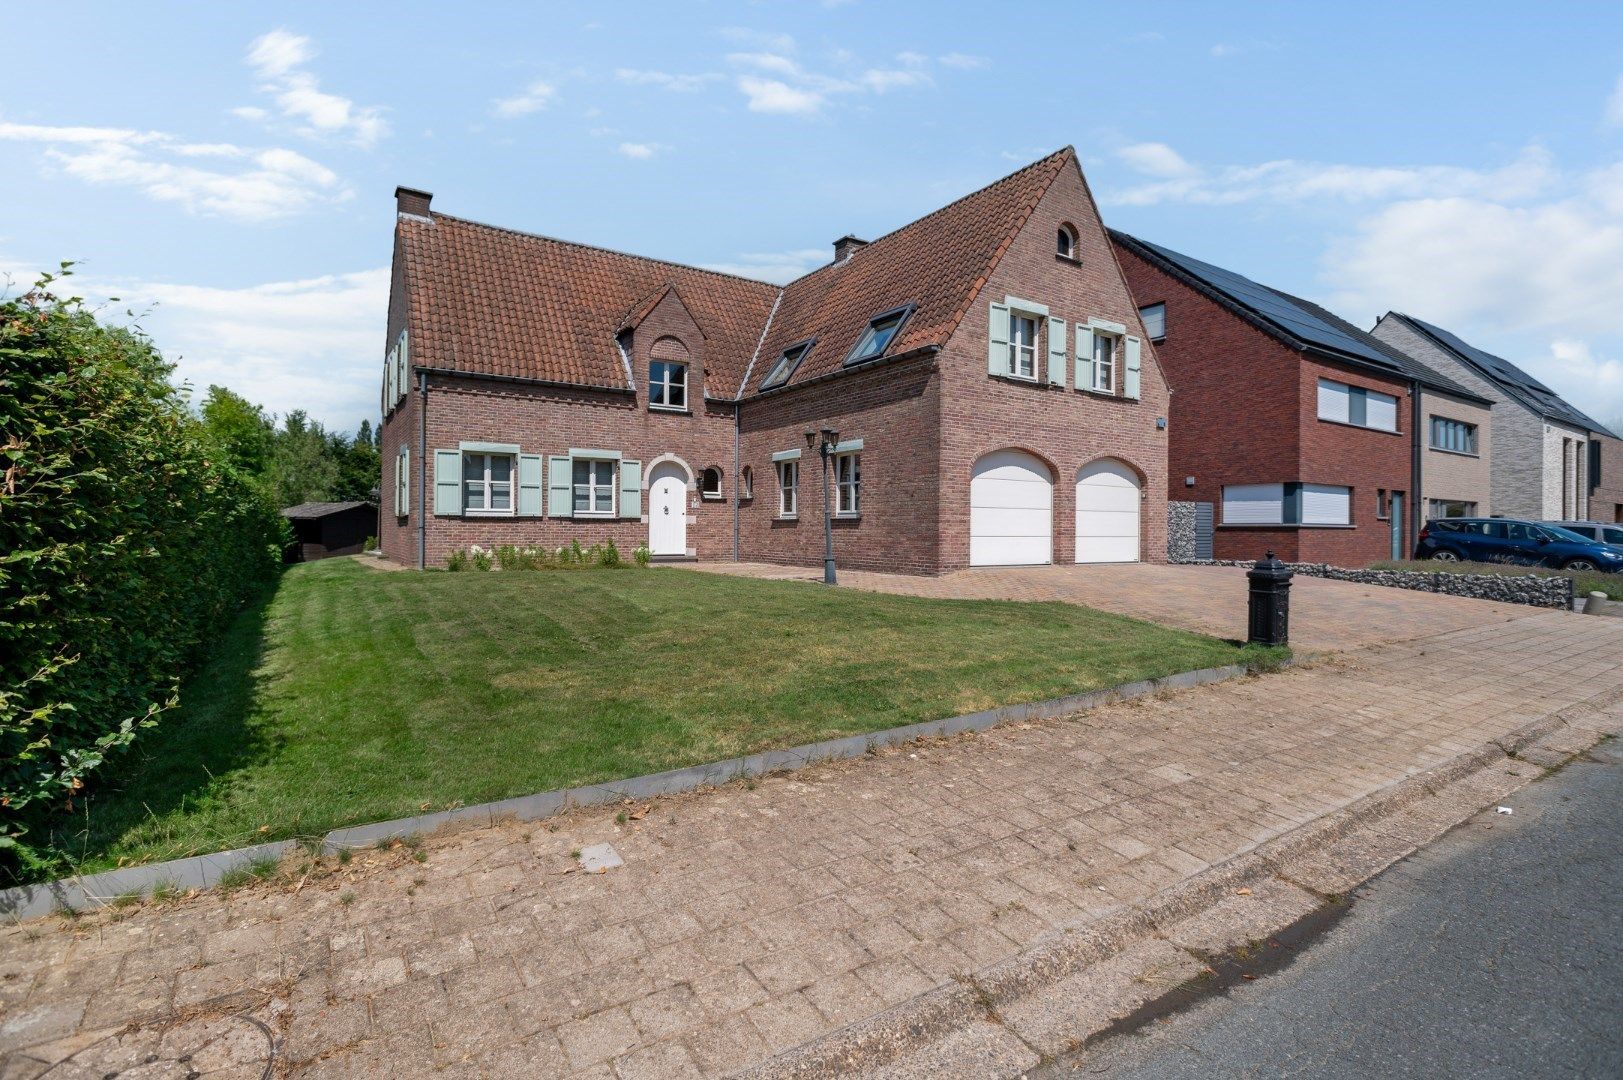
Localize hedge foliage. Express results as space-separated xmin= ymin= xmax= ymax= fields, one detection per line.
xmin=0 ymin=270 xmax=285 ymax=880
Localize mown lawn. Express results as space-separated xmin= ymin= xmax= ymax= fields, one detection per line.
xmin=46 ymin=559 xmax=1275 ymax=877
xmin=1373 ymin=559 xmax=1623 ymax=600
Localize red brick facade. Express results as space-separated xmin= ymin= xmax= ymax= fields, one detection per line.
xmin=380 ymin=151 xmax=1171 ymax=573
xmin=1114 ymin=242 xmax=1411 ymax=567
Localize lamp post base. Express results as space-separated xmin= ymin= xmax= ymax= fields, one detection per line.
xmin=823 ymin=558 xmax=837 ymax=586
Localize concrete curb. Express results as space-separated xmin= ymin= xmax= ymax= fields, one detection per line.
xmin=737 ymin=695 xmax=1616 ymax=1079
xmin=0 ymin=661 xmax=1267 ymax=922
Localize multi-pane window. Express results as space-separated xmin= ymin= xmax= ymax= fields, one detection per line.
xmin=1429 ymin=416 xmax=1478 ymax=454
xmin=1428 ymin=499 xmax=1477 ymax=519
xmin=572 ymin=458 xmax=615 ymax=516
xmin=835 ymin=452 xmax=861 ymax=515
xmin=463 ymin=453 xmax=513 ymax=514
xmin=1138 ymin=302 xmax=1166 ymax=341
xmin=700 ymin=467 xmax=723 ymax=500
xmin=649 ymin=361 xmax=687 ymax=410
xmin=1008 ymin=314 xmax=1038 ymax=378
xmin=777 ymin=460 xmax=798 ymax=517
xmin=1092 ymin=332 xmax=1117 ymax=393
xmin=1222 ymin=481 xmax=1350 ymax=525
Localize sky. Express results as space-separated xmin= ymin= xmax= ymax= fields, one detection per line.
xmin=4 ymin=1 xmax=1623 ymax=432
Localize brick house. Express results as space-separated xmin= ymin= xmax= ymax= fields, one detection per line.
xmin=1590 ymin=435 xmax=1623 ymax=524
xmin=1371 ymin=314 xmax=1617 ymax=523
xmin=378 ymin=149 xmax=1171 ymax=573
xmin=1111 ymin=233 xmax=1489 ymax=566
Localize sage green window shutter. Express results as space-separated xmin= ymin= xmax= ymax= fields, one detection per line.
xmin=433 ymin=449 xmax=462 ymax=516
xmin=1124 ymin=335 xmax=1143 ymax=400
xmin=1047 ymin=317 xmax=1067 ymax=387
xmin=547 ymin=455 xmax=573 ymax=517
xmin=517 ymin=453 xmax=543 ymax=517
xmin=398 ymin=446 xmax=410 ymax=516
xmin=1076 ymin=325 xmax=1096 ymax=390
xmin=619 ymin=460 xmax=643 ymax=518
xmin=988 ymin=302 xmax=1010 ymax=375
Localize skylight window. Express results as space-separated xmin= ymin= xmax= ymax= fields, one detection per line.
xmin=844 ymin=305 xmax=914 ymax=366
xmin=760 ymin=339 xmax=814 ymax=390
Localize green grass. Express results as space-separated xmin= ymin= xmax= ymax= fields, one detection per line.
xmin=1373 ymin=558 xmax=1622 ymax=600
xmin=42 ymin=559 xmax=1278 ymax=880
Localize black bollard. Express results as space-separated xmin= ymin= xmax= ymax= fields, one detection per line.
xmin=1246 ymin=551 xmax=1293 ymax=646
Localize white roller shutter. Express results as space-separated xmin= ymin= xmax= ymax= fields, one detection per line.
xmin=1301 ymin=483 xmax=1351 ymax=525
xmin=1223 ymin=483 xmax=1285 ymax=525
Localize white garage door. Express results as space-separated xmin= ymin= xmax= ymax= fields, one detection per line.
xmin=970 ymin=450 xmax=1053 ymax=566
xmin=1075 ymin=459 xmax=1140 ymax=563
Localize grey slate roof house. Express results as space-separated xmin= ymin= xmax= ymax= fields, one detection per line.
xmin=1371 ymin=314 xmax=1615 ymax=521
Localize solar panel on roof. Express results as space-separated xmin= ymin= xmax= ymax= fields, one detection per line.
xmin=1403 ymin=314 xmax=1610 ymax=431
xmin=1135 ymin=239 xmax=1401 ymax=372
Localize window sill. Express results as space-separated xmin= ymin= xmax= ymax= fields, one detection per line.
xmin=1217 ymin=523 xmax=1356 ymax=530
xmin=1317 ymin=417 xmax=1402 ymax=436
xmin=990 ymin=371 xmax=1044 ymax=387
xmin=649 ymin=405 xmax=690 ymax=414
xmin=776 ymin=514 xmax=799 ymax=522
xmin=700 ymin=493 xmax=724 ymax=501
xmin=464 ymin=510 xmax=516 ymax=518
xmin=834 ymin=513 xmax=861 ymax=521
xmin=1081 ymin=386 xmax=1118 ymax=398
xmin=1428 ymin=447 xmax=1480 ymax=458
xmin=1055 ymin=253 xmax=1081 ymax=266
xmin=573 ymin=511 xmax=614 ymax=519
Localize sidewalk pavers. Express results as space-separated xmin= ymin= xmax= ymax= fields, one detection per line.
xmin=2 ymin=610 xmax=1618 ymax=1078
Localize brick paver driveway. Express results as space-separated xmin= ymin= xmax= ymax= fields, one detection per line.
xmin=4 ymin=610 xmax=1618 ymax=1079
xmin=686 ymin=562 xmax=1541 ymax=652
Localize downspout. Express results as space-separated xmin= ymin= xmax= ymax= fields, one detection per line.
xmin=417 ymin=370 xmax=428 ymax=570
xmin=1409 ymin=382 xmax=1422 ymax=556
xmin=733 ymin=401 xmax=741 ymax=561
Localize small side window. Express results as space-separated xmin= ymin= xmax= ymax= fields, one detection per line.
xmin=1138 ymin=302 xmax=1166 ymax=341
xmin=700 ymin=467 xmax=723 ymax=500
xmin=740 ymin=465 xmax=753 ymax=500
xmin=1056 ymin=224 xmax=1077 ymax=260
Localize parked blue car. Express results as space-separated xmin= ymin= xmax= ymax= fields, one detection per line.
xmin=1415 ymin=517 xmax=1623 ymax=572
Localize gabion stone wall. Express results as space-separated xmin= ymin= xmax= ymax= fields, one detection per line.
xmin=1187 ymin=560 xmax=1574 ymax=609
xmin=1167 ymin=501 xmax=1198 ymax=562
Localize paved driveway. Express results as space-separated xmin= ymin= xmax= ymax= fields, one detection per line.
xmin=685 ymin=562 xmax=1542 ymax=652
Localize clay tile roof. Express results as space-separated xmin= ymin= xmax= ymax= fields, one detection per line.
xmin=748 ymin=147 xmax=1074 ymax=394
xmin=399 ymin=216 xmax=780 ymax=393
xmin=397 ymin=148 xmax=1074 ymax=401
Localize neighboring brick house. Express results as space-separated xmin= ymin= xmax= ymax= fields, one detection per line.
xmin=1591 ymin=434 xmax=1623 ymax=524
xmin=1371 ymin=314 xmax=1617 ymax=522
xmin=1111 ymin=233 xmax=1489 ymax=567
xmin=378 ymin=149 xmax=1171 ymax=573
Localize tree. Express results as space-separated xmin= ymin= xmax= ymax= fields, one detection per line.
xmin=334 ymin=423 xmax=380 ymax=503
xmin=267 ymin=410 xmax=340 ymax=507
xmin=198 ymin=385 xmax=273 ymax=476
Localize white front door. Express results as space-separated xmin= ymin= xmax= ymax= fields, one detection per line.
xmin=648 ymin=464 xmax=687 ymax=556
xmin=970 ymin=450 xmax=1053 ymax=566
xmin=1075 ymin=459 xmax=1141 ymax=563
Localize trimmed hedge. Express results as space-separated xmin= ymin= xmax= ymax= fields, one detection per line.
xmin=0 ymin=271 xmax=285 ymax=880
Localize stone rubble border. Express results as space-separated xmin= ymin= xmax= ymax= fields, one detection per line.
xmin=1176 ymin=558 xmax=1574 ymax=610
xmin=737 ymin=695 xmax=1618 ymax=1079
xmin=0 ymin=660 xmax=1270 ymax=923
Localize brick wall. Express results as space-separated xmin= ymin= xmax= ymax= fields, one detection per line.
xmin=1116 ymin=243 xmax=1410 ymax=567
xmin=1592 ymin=435 xmax=1623 ymax=523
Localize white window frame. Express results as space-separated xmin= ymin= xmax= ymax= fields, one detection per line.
xmin=1056 ymin=225 xmax=1076 ymax=260
xmin=1318 ymin=378 xmax=1399 ymax=433
xmin=834 ymin=451 xmax=861 ymax=516
xmin=572 ymin=457 xmax=616 ymax=517
xmin=740 ymin=465 xmax=753 ymax=500
xmin=1091 ymin=331 xmax=1117 ymax=393
xmin=777 ymin=459 xmax=798 ymax=518
xmin=648 ymin=360 xmax=688 ymax=411
xmin=463 ymin=452 xmax=516 ymax=516
xmin=700 ymin=467 xmax=723 ymax=501
xmin=1008 ymin=313 xmax=1039 ymax=380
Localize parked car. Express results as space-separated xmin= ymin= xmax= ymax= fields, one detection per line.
xmin=1415 ymin=517 xmax=1623 ymax=572
xmin=1547 ymin=520 xmax=1623 ymax=551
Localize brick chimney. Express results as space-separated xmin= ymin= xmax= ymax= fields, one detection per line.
xmin=395 ymin=186 xmax=433 ymax=218
xmin=833 ymin=234 xmax=868 ymax=262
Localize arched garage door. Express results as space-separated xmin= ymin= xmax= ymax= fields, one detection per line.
xmin=1075 ymin=459 xmax=1141 ymax=563
xmin=970 ymin=451 xmax=1053 ymax=566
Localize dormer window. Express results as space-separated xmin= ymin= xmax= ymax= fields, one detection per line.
xmin=761 ymin=339 xmax=814 ymax=390
xmin=649 ymin=360 xmax=688 ymax=411
xmin=844 ymin=305 xmax=914 ymax=366
xmin=1057 ymin=224 xmax=1077 ymax=260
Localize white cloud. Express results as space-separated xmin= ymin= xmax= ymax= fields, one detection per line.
xmin=0 ymin=120 xmax=345 ymax=220
xmin=615 ymin=68 xmax=721 ymax=92
xmin=1115 ymin=142 xmax=1196 ymax=179
xmin=896 ymin=51 xmax=928 ymax=67
xmin=617 ymin=141 xmax=661 ymax=159
xmin=231 ymin=106 xmax=270 ymax=122
xmin=718 ymin=27 xmax=797 ymax=53
xmin=1 ymin=258 xmax=390 ymax=427
xmin=701 ymin=247 xmax=828 ymax=284
xmin=242 ymin=29 xmax=389 ymax=147
xmin=1107 ymin=143 xmax=1555 ymax=206
xmin=492 ymin=79 xmax=557 ymax=118
xmin=1607 ymin=73 xmax=1623 ymax=127
xmin=736 ymin=76 xmax=827 ymax=115
xmin=938 ymin=52 xmax=989 ymax=70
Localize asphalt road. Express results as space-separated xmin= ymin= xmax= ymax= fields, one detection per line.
xmin=1037 ymin=740 xmax=1623 ymax=1079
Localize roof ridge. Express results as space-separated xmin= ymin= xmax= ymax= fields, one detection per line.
xmin=424 ymin=212 xmax=786 ymax=290
xmin=934 ymin=147 xmax=1075 ymax=346
xmin=784 ymin=147 xmax=1076 ymax=290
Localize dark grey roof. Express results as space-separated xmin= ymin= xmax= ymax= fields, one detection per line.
xmin=1387 ymin=313 xmax=1618 ymax=437
xmin=1112 ymin=230 xmax=1491 ymax=403
xmin=281 ymin=501 xmax=374 ymax=519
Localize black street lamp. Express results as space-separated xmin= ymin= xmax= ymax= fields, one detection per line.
xmin=806 ymin=427 xmax=840 ymax=585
